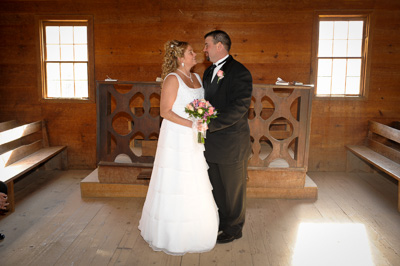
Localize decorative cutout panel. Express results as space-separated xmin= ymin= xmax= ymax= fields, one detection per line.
xmin=248 ymin=85 xmax=313 ymax=170
xmin=96 ymin=81 xmax=161 ymax=165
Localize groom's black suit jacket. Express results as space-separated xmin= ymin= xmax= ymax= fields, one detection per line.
xmin=203 ymin=55 xmax=253 ymax=164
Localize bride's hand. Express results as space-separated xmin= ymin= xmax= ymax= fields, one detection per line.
xmin=197 ymin=120 xmax=208 ymax=131
xmin=192 ymin=120 xmax=207 ymax=131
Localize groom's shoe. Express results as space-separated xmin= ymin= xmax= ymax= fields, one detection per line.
xmin=217 ymin=231 xmax=242 ymax=244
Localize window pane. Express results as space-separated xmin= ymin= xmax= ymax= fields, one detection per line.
xmin=60 ymin=26 xmax=73 ymax=44
xmin=318 ymin=40 xmax=333 ymax=57
xmin=316 ymin=77 xmax=331 ymax=95
xmin=75 ymin=81 xmax=88 ymax=97
xmin=61 ymin=45 xmax=74 ymax=61
xmin=346 ymin=77 xmax=361 ymax=94
xmin=331 ymin=59 xmax=346 ymax=94
xmin=333 ymin=40 xmax=347 ymax=57
xmin=46 ymin=63 xmax=60 ymax=81
xmin=349 ymin=21 xmax=363 ymax=40
xmin=348 ymin=40 xmax=362 ymax=57
xmin=75 ymin=63 xmax=88 ymax=80
xmin=47 ymin=81 xmax=61 ymax=97
xmin=61 ymin=81 xmax=75 ymax=97
xmin=61 ymin=63 xmax=74 ymax=80
xmin=46 ymin=45 xmax=60 ymax=61
xmin=74 ymin=26 xmax=87 ymax=44
xmin=46 ymin=26 xmax=59 ymax=44
xmin=334 ymin=21 xmax=348 ymax=39
xmin=318 ymin=59 xmax=332 ymax=77
xmin=74 ymin=45 xmax=88 ymax=61
xmin=347 ymin=59 xmax=361 ymax=77
xmin=319 ymin=21 xmax=333 ymax=39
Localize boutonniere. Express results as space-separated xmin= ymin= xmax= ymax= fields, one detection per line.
xmin=217 ymin=70 xmax=225 ymax=83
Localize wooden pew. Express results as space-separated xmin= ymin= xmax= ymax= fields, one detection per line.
xmin=346 ymin=120 xmax=400 ymax=211
xmin=0 ymin=120 xmax=67 ymax=212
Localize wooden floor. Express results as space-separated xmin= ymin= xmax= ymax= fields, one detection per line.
xmin=0 ymin=170 xmax=399 ymax=266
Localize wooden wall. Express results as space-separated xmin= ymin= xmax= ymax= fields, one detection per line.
xmin=1 ymin=0 xmax=399 ymax=171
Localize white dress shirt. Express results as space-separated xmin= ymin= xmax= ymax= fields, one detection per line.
xmin=211 ymin=55 xmax=229 ymax=82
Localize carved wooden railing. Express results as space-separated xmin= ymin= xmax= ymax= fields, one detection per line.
xmin=249 ymin=84 xmax=313 ymax=171
xmin=96 ymin=81 xmax=313 ymax=172
xmin=96 ymin=81 xmax=161 ymax=165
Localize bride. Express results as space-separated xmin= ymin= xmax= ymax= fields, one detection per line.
xmin=138 ymin=40 xmax=219 ymax=256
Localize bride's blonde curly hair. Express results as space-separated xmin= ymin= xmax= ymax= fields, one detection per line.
xmin=161 ymin=40 xmax=189 ymax=79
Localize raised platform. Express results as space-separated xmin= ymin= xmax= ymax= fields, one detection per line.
xmin=88 ymin=83 xmax=318 ymax=200
xmin=80 ymin=168 xmax=318 ymax=199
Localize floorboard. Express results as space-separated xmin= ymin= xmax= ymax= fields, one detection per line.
xmin=0 ymin=170 xmax=399 ymax=265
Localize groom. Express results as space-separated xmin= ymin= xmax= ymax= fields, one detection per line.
xmin=202 ymin=30 xmax=253 ymax=244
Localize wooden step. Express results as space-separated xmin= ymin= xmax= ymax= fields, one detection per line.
xmin=97 ymin=161 xmax=152 ymax=184
xmin=80 ymin=168 xmax=149 ymax=198
xmin=80 ymin=168 xmax=317 ymax=199
xmin=246 ymin=175 xmax=318 ymax=199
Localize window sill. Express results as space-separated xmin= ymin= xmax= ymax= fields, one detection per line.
xmin=40 ymin=97 xmax=95 ymax=104
xmin=313 ymin=95 xmax=367 ymax=101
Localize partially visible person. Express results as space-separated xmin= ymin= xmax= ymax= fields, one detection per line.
xmin=138 ymin=40 xmax=218 ymax=255
xmin=202 ymin=30 xmax=253 ymax=244
xmin=0 ymin=181 xmax=8 ymax=241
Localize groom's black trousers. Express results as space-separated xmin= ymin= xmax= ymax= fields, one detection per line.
xmin=207 ymin=160 xmax=247 ymax=236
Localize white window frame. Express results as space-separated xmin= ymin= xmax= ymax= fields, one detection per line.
xmin=311 ymin=12 xmax=372 ymax=99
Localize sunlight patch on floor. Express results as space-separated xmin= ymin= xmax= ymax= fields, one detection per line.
xmin=292 ymin=223 xmax=374 ymax=266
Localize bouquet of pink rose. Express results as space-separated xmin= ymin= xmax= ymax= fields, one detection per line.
xmin=185 ymin=99 xmax=217 ymax=144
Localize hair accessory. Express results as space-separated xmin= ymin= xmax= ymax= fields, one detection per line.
xmin=170 ymin=44 xmax=174 ymax=48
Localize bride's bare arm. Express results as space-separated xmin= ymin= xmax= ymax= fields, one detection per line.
xmin=160 ymin=75 xmax=192 ymax=128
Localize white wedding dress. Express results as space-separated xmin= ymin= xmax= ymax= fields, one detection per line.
xmin=138 ymin=73 xmax=219 ymax=256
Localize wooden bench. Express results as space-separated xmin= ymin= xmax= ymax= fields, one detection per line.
xmin=0 ymin=120 xmax=67 ymax=212
xmin=346 ymin=120 xmax=400 ymax=211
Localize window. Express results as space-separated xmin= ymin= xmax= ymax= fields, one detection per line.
xmin=37 ymin=16 xmax=94 ymax=102
xmin=311 ymin=13 xmax=371 ymax=98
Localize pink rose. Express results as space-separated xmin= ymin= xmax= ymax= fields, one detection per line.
xmin=217 ymin=70 xmax=224 ymax=83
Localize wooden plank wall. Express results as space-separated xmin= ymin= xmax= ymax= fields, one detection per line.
xmin=0 ymin=0 xmax=399 ymax=171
